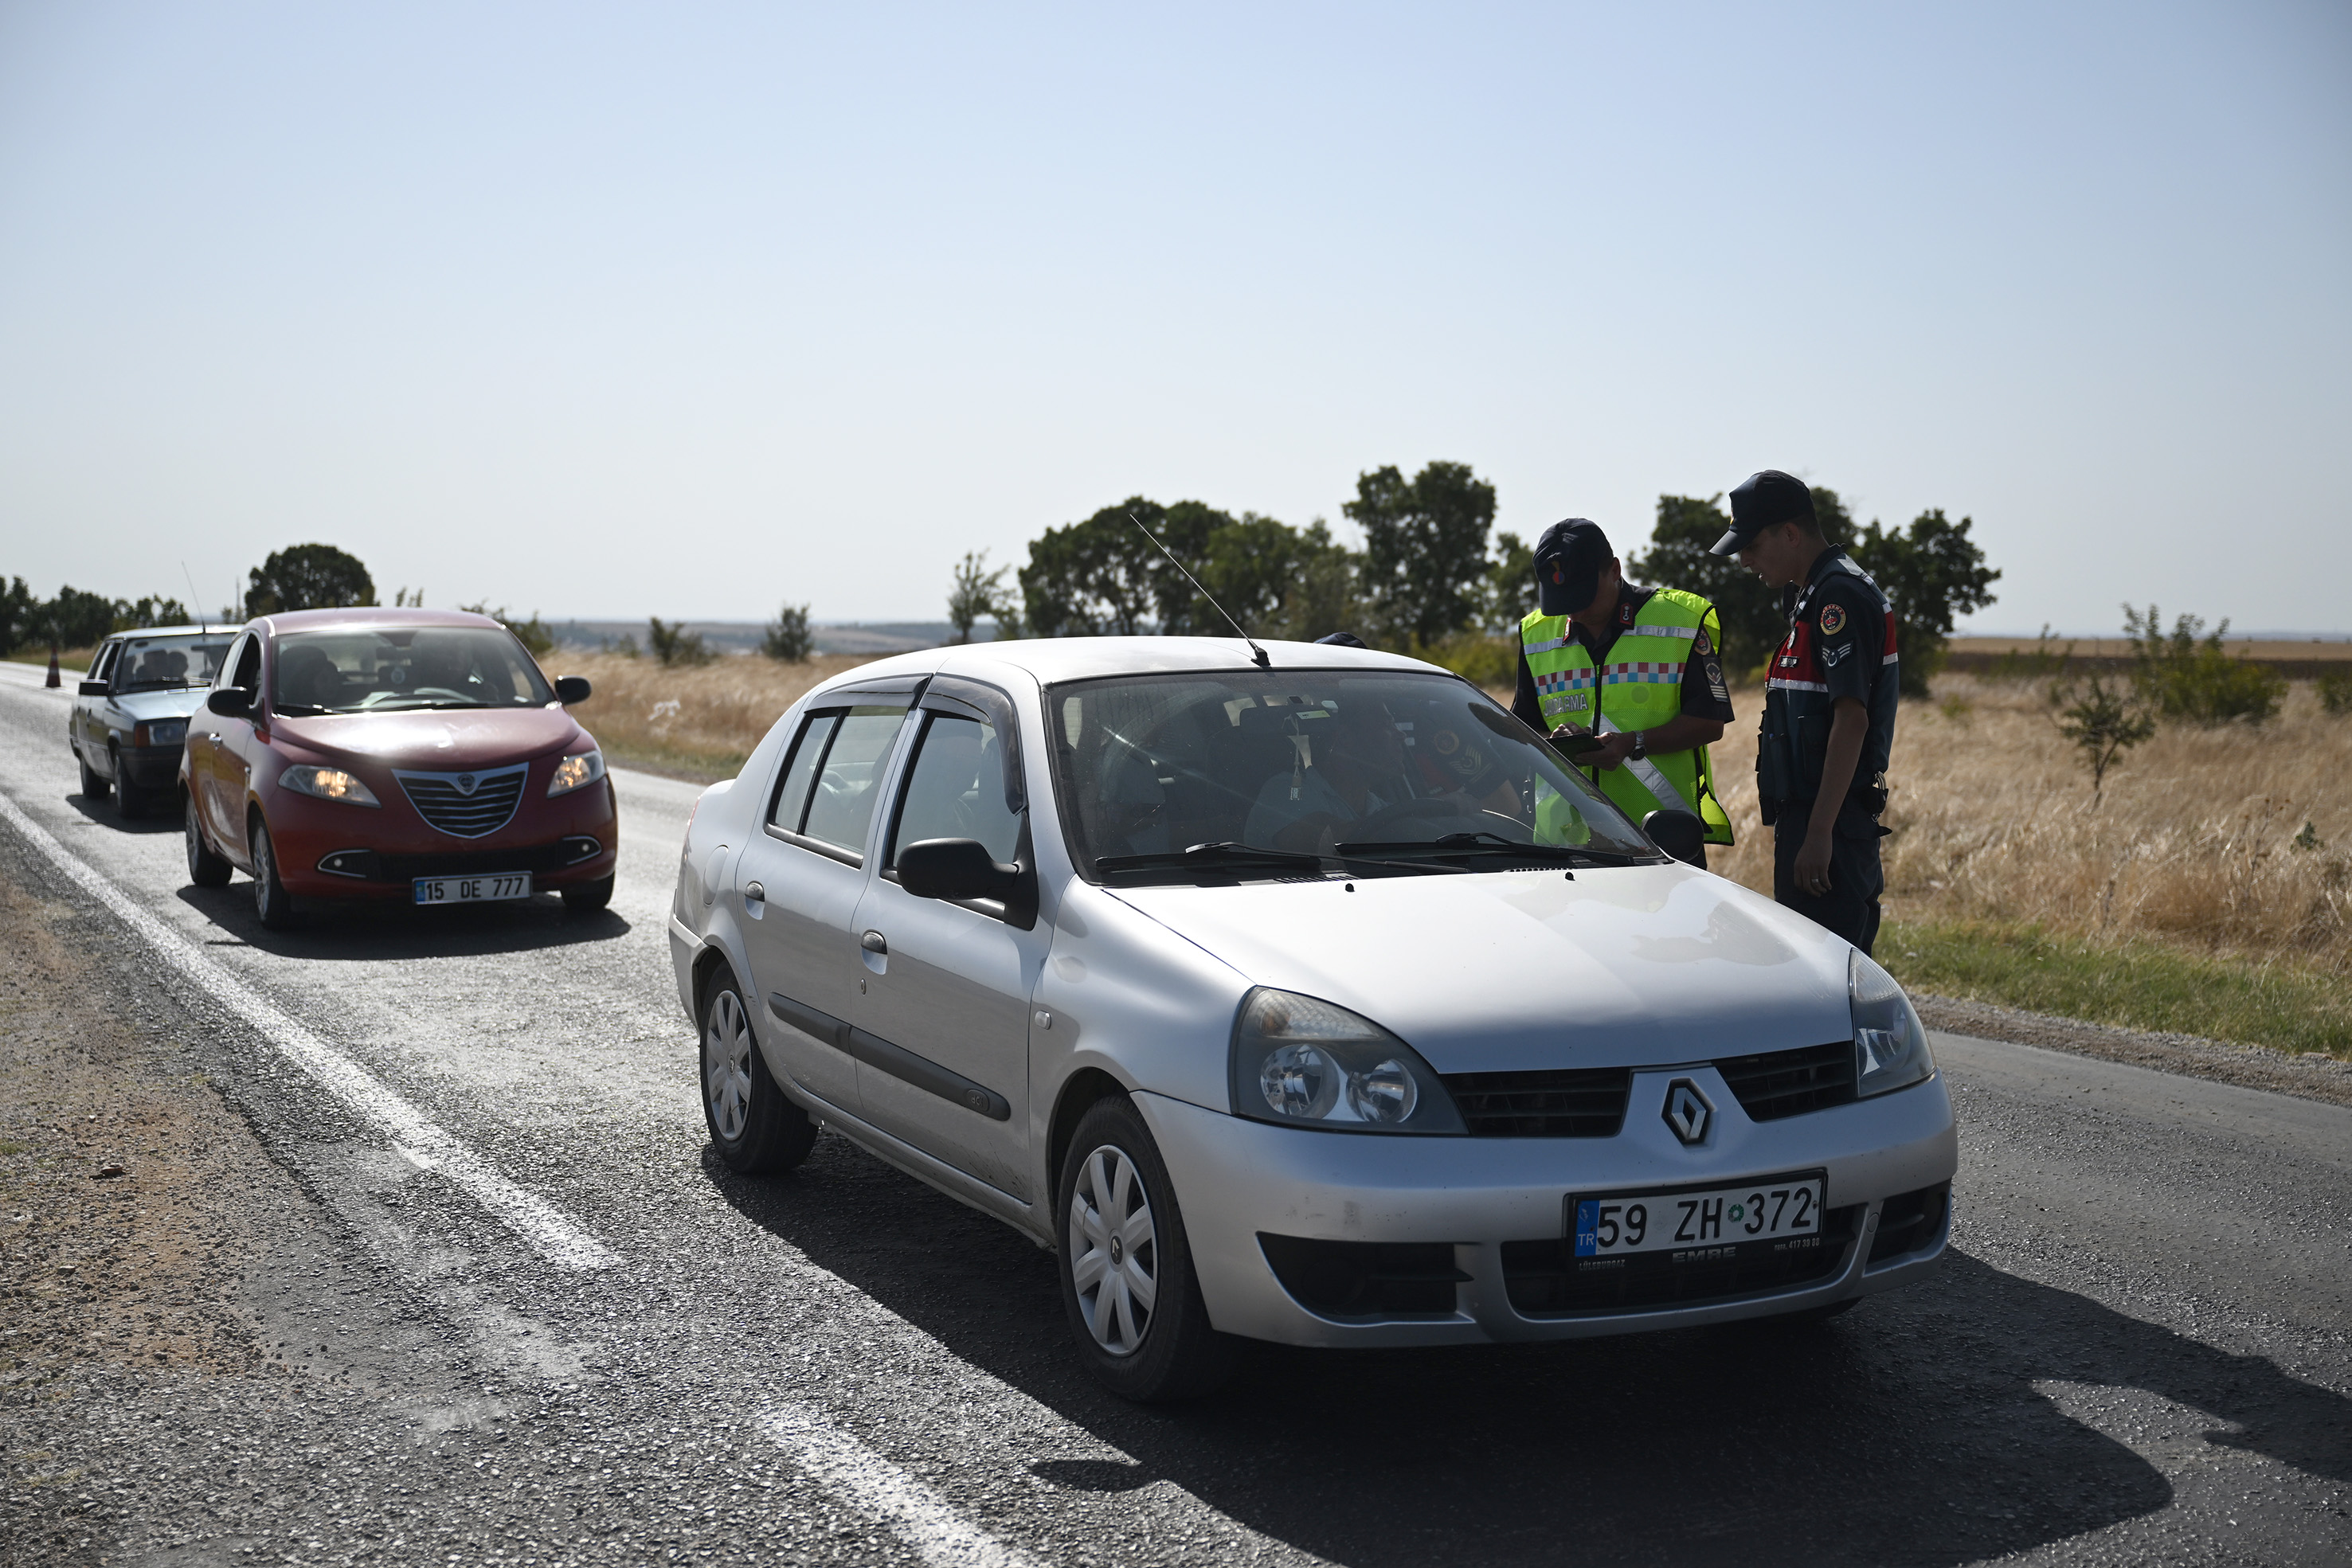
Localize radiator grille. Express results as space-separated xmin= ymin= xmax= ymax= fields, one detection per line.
xmin=393 ymin=763 xmax=529 ymax=839
xmin=1714 ymin=1041 xmax=1857 ymax=1122
xmin=1441 ymin=1067 xmax=1631 ymax=1137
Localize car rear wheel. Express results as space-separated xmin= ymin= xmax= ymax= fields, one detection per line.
xmin=561 ymin=874 xmax=615 ymax=915
xmin=78 ymin=752 xmax=110 ymax=801
xmin=1056 ymin=1096 xmax=1239 ymax=1402
xmin=186 ymin=793 xmax=232 ymax=888
xmin=249 ymin=814 xmax=299 ymax=929
xmin=699 ymin=966 xmax=816 ymax=1175
xmin=110 ymin=745 xmax=145 ymax=819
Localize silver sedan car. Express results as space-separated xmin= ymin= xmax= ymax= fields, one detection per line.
xmin=667 ymin=639 xmax=1956 ymax=1400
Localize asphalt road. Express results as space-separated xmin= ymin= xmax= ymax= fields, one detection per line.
xmin=2 ymin=660 xmax=2347 ymax=1567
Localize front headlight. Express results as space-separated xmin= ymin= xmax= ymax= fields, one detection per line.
xmin=1228 ymin=988 xmax=1465 ymax=1134
xmin=1850 ymin=948 xmax=1934 ymax=1097
xmin=547 ymin=749 xmax=606 ymax=797
xmin=279 ymin=764 xmax=380 ymax=807
xmin=133 ymin=721 xmax=186 ymax=748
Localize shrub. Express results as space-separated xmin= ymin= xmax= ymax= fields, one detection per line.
xmin=2319 ymin=670 xmax=2352 ymax=718
xmin=648 ymin=616 xmax=713 ymax=667
xmin=2123 ymin=604 xmax=2285 ymax=726
xmin=763 ymin=603 xmax=814 ymax=663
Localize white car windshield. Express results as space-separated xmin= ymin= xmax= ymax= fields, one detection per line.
xmin=272 ymin=628 xmax=554 ymax=714
xmin=1047 ymin=670 xmax=1657 ymax=882
xmin=112 ymin=635 xmax=234 ymax=692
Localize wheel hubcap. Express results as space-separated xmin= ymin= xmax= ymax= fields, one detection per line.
xmin=1068 ymin=1144 xmax=1158 ymax=1357
xmin=703 ymin=990 xmax=753 ymax=1142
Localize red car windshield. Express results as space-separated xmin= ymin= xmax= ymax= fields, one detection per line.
xmin=272 ymin=628 xmax=555 ymax=714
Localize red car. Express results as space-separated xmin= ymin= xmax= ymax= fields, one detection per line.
xmin=181 ymin=608 xmax=618 ymax=928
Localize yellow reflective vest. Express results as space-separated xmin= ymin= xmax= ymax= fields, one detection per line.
xmin=1520 ymin=587 xmax=1734 ymax=846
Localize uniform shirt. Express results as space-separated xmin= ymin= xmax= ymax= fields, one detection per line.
xmin=1781 ymin=554 xmax=1892 ymax=711
xmin=1760 ymin=548 xmax=1899 ymax=813
xmin=1511 ymin=583 xmax=1735 ymax=733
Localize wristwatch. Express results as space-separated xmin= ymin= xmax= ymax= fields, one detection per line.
xmin=1630 ymin=729 xmax=1648 ymax=761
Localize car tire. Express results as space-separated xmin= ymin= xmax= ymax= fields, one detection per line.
xmin=110 ymin=745 xmax=144 ymax=819
xmin=561 ymin=874 xmax=615 ymax=916
xmin=186 ymin=793 xmax=232 ymax=888
xmin=249 ymin=814 xmax=299 ymax=929
xmin=78 ymin=752 xmax=111 ymax=801
xmin=699 ymin=964 xmax=816 ymax=1175
xmin=1056 ymin=1095 xmax=1240 ymax=1403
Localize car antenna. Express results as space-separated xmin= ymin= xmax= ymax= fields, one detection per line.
xmin=1125 ymin=512 xmax=1270 ymax=670
xmin=181 ymin=561 xmax=206 ymax=633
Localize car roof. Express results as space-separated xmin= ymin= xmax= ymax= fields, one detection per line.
xmin=256 ymin=608 xmax=503 ymax=634
xmin=106 ymin=625 xmax=238 ymax=640
xmin=808 ymin=635 xmax=1454 ymax=698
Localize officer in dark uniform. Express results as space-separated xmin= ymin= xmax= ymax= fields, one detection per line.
xmin=1710 ymin=471 xmax=1900 ymax=954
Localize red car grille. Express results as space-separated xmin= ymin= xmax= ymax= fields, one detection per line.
xmin=393 ymin=764 xmax=529 ymax=838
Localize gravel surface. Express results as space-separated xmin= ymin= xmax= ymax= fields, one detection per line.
xmin=2 ymin=662 xmax=2347 ymax=1567
xmin=1915 ymin=995 xmax=2352 ymax=1109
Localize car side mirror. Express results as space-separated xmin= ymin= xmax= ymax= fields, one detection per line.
xmin=555 ymin=675 xmax=592 ymax=705
xmin=79 ymin=680 xmax=108 ymax=698
xmin=206 ymin=687 xmax=253 ymax=718
xmin=1642 ymin=808 xmax=1706 ymax=867
xmin=897 ymin=838 xmax=1019 ymax=902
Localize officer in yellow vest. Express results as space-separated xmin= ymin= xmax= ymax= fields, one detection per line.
xmin=1512 ymin=518 xmax=1736 ymax=865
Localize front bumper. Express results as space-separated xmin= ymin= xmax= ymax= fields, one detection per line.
xmin=268 ymin=780 xmax=619 ymax=900
xmin=1137 ymin=1065 xmax=1958 ymax=1347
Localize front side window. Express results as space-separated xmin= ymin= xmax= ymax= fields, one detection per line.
xmin=225 ymin=635 xmax=260 ymax=692
xmin=112 ymin=634 xmax=233 ymax=693
xmin=270 ymin=627 xmax=553 ymax=714
xmin=795 ymin=706 xmax=911 ymax=856
xmin=1048 ymin=671 xmax=1657 ymax=883
xmin=890 ymin=714 xmax=1022 ymax=866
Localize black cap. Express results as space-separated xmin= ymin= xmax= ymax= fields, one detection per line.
xmin=1710 ymin=470 xmax=1815 ymax=555
xmin=1533 ymin=518 xmax=1612 ymax=616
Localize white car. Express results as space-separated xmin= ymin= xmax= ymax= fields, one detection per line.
xmin=667 ymin=638 xmax=1956 ymax=1400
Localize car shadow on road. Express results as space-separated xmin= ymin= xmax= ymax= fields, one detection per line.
xmin=64 ymin=789 xmax=183 ymax=835
xmin=710 ymin=1137 xmax=2352 ymax=1568
xmin=170 ymin=882 xmax=631 ymax=960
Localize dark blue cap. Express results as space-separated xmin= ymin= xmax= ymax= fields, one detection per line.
xmin=1534 ymin=518 xmax=1611 ymax=616
xmin=1712 ymin=470 xmax=1815 ymax=554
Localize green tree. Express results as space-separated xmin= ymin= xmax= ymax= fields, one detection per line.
xmin=1847 ymin=510 xmax=2001 ymax=698
xmin=0 ymin=577 xmax=35 ymax=651
xmin=112 ymin=596 xmax=193 ymax=630
xmin=1627 ymin=495 xmax=1787 ymax=672
xmin=945 ymin=552 xmax=1012 ymax=644
xmin=459 ymin=604 xmax=555 ymax=657
xmin=1477 ymin=530 xmax=1536 ymax=635
xmin=764 ymin=603 xmax=815 ymax=662
xmin=1018 ymin=497 xmax=1235 ymax=638
xmin=1344 ymin=461 xmax=1496 ymax=648
xmin=2054 ymin=671 xmax=2156 ymax=804
xmin=2123 ymin=605 xmax=2286 ymax=725
xmin=42 ymin=586 xmax=116 ymax=648
xmin=245 ymin=544 xmax=375 ymax=616
xmin=647 ymin=616 xmax=712 ymax=667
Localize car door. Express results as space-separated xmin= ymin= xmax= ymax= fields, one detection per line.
xmin=202 ymin=632 xmax=263 ymax=860
xmin=848 ymin=678 xmax=1046 ymax=1202
xmin=731 ymin=683 xmax=922 ymax=1116
xmin=78 ymin=640 xmax=120 ymax=769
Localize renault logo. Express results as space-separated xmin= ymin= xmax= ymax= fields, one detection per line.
xmin=1662 ymin=1078 xmax=1713 ymax=1146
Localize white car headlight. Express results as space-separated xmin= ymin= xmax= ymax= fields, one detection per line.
xmin=1850 ymin=948 xmax=1935 ymax=1097
xmin=547 ymin=749 xmax=606 ymax=797
xmin=279 ymin=764 xmax=380 ymax=807
xmin=1228 ymin=988 xmax=1465 ymax=1134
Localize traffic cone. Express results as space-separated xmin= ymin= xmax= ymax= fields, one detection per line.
xmin=45 ymin=647 xmax=61 ymax=688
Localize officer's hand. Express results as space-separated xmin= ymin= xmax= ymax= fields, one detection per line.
xmin=1588 ymin=731 xmax=1636 ymax=771
xmin=1794 ymin=831 xmax=1834 ymax=898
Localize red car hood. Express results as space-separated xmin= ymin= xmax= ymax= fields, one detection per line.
xmin=273 ymin=707 xmax=591 ymax=771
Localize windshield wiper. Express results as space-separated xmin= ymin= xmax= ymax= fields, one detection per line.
xmin=1095 ymin=840 xmax=1463 ymax=880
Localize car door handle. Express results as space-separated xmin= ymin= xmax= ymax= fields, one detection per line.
xmin=860 ymin=929 xmax=887 ymax=955
xmin=744 ymin=881 xmax=765 ymax=904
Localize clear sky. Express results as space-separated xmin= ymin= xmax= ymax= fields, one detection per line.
xmin=2 ymin=2 xmax=2346 ymax=634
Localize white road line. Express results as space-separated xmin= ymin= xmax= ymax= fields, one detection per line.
xmin=0 ymin=788 xmax=618 ymax=1273
xmin=762 ymin=1405 xmax=1040 ymax=1568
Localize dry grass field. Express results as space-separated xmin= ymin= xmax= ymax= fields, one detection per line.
xmin=547 ymin=650 xmax=880 ymax=778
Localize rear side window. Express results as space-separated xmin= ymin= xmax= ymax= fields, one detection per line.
xmin=890 ymin=714 xmax=1022 ymax=866
xmin=769 ymin=703 xmax=910 ymax=858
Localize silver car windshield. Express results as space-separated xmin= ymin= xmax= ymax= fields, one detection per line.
xmin=1047 ymin=670 xmax=1657 ymax=883
xmin=112 ymin=635 xmax=234 ymax=693
xmin=272 ymin=628 xmax=554 ymax=714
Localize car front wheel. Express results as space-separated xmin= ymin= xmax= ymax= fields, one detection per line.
xmin=699 ymin=966 xmax=816 ymax=1175
xmin=186 ymin=793 xmax=231 ymax=888
xmin=1057 ymin=1096 xmax=1239 ymax=1402
xmin=249 ymin=814 xmax=298 ymax=929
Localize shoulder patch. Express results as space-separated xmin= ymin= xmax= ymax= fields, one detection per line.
xmin=1693 ymin=628 xmax=1712 ymax=656
xmin=1818 ymin=602 xmax=1847 ymax=636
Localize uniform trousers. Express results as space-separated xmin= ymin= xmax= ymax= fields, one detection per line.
xmin=1771 ymin=809 xmax=1885 ymax=956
